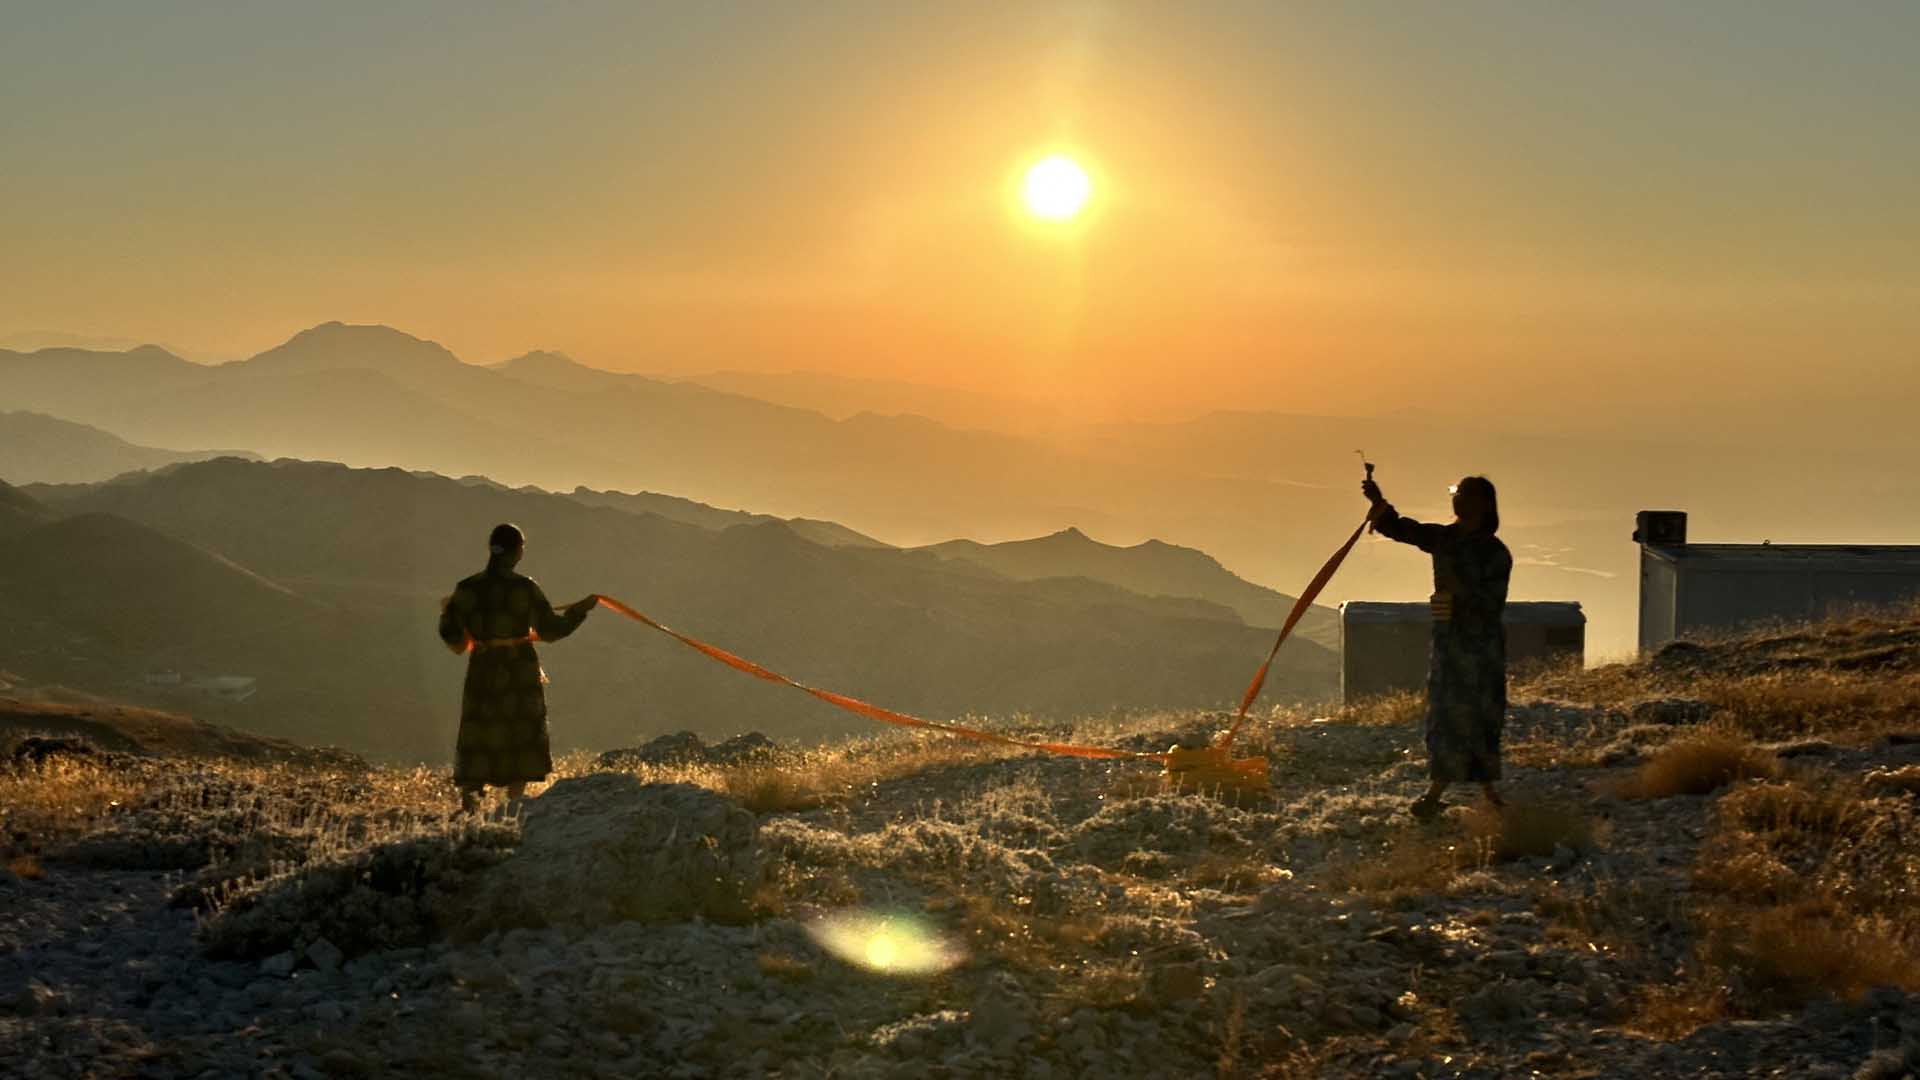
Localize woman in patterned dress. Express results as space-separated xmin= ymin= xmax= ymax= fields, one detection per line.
xmin=438 ymin=523 xmax=593 ymax=811
xmin=1361 ymin=475 xmax=1512 ymax=820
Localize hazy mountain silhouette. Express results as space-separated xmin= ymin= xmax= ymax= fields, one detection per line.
xmin=0 ymin=479 xmax=51 ymax=539
xmin=0 ymin=410 xmax=257 ymax=484
xmin=918 ymin=528 xmax=1338 ymax=646
xmin=22 ymin=458 xmax=1337 ymax=760
xmin=14 ymin=319 xmax=1869 ymax=659
xmin=565 ymin=486 xmax=887 ymax=549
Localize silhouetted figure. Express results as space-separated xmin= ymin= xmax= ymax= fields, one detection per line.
xmin=438 ymin=523 xmax=593 ymax=812
xmin=1362 ymin=475 xmax=1511 ymax=820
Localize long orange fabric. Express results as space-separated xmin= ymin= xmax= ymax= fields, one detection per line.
xmin=589 ymin=595 xmax=1163 ymax=761
xmin=580 ymin=513 xmax=1370 ymax=764
xmin=1219 ymin=514 xmax=1372 ymax=752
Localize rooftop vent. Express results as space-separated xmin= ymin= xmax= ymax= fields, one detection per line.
xmin=1634 ymin=510 xmax=1688 ymax=547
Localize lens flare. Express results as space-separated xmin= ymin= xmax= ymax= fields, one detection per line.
xmin=808 ymin=910 xmax=962 ymax=977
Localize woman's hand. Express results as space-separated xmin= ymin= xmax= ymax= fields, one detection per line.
xmin=1361 ymin=478 xmax=1384 ymax=506
xmin=567 ymin=598 xmax=597 ymax=620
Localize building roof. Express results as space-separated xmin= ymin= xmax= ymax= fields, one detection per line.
xmin=1340 ymin=600 xmax=1585 ymax=625
xmin=1643 ymin=543 xmax=1920 ymax=570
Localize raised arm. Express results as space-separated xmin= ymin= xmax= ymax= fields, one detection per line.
xmin=529 ymin=580 xmax=591 ymax=643
xmin=1364 ymin=476 xmax=1448 ymax=553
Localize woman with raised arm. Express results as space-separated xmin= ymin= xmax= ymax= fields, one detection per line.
xmin=438 ymin=523 xmax=594 ymax=812
xmin=1362 ymin=475 xmax=1512 ymax=820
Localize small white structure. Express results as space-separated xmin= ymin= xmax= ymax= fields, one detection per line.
xmin=1636 ymin=510 xmax=1920 ymax=652
xmin=185 ymin=675 xmax=258 ymax=703
xmin=1340 ymin=601 xmax=1585 ymax=703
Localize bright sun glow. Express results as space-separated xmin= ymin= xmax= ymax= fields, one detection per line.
xmin=1023 ymin=155 xmax=1091 ymax=221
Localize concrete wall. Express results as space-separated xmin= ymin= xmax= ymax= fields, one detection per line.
xmin=1660 ymin=561 xmax=1920 ymax=647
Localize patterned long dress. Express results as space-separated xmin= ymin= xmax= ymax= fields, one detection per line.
xmin=1372 ymin=506 xmax=1513 ymax=783
xmin=438 ymin=566 xmax=588 ymax=788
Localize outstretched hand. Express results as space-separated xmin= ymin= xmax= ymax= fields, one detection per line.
xmin=1361 ymin=478 xmax=1384 ymax=506
xmin=567 ymin=597 xmax=597 ymax=620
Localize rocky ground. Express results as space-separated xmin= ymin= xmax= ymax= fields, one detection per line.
xmin=4 ymin=613 xmax=1920 ymax=1078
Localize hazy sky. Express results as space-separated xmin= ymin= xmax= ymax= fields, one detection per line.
xmin=3 ymin=2 xmax=1915 ymax=433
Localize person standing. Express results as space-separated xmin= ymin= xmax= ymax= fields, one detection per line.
xmin=438 ymin=523 xmax=594 ymax=812
xmin=1361 ymin=475 xmax=1512 ymax=820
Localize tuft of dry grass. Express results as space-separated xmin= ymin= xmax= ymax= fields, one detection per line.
xmin=755 ymin=949 xmax=815 ymax=983
xmin=1697 ymin=901 xmax=1920 ymax=1006
xmin=6 ymin=853 xmax=44 ymax=879
xmin=1629 ymin=983 xmax=1732 ymax=1039
xmin=1614 ymin=732 xmax=1780 ymax=798
xmin=1461 ymin=798 xmax=1599 ymax=862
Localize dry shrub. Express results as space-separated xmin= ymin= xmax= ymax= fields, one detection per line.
xmin=1719 ymin=777 xmax=1867 ymax=837
xmin=1698 ymin=900 xmax=1920 ymax=1006
xmin=1691 ymin=841 xmax=1797 ymax=902
xmin=1330 ymin=832 xmax=1466 ymax=899
xmin=1629 ymin=983 xmax=1731 ymax=1038
xmin=7 ymin=854 xmax=44 ymax=879
xmin=1616 ymin=732 xmax=1779 ymax=798
xmin=718 ymin=766 xmax=834 ymax=814
xmin=1461 ymin=799 xmax=1598 ymax=862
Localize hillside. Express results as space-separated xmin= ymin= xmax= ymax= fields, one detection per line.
xmin=0 ymin=410 xmax=255 ymax=484
xmin=919 ymin=527 xmax=1338 ymax=646
xmin=0 ymin=698 xmax=360 ymax=767
xmin=3 ymin=607 xmax=1916 ymax=1078
xmin=24 ymin=458 xmax=1337 ymax=760
xmin=0 ymin=480 xmax=50 ymax=539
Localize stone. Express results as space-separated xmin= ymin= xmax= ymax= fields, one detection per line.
xmin=306 ymin=937 xmax=344 ymax=974
xmin=462 ymin=776 xmax=762 ymax=932
xmin=259 ymin=952 xmax=298 ymax=978
xmin=596 ymin=732 xmax=708 ymax=769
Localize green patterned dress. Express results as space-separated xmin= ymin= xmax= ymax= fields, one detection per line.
xmin=438 ymin=566 xmax=588 ymax=787
xmin=1372 ymin=506 xmax=1513 ymax=783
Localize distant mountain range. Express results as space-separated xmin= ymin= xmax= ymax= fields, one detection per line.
xmin=0 ymin=410 xmax=257 ymax=484
xmin=12 ymin=458 xmax=1337 ymax=761
xmin=13 ymin=318 xmax=1899 ymax=660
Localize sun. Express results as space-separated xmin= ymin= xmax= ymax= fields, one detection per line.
xmin=1022 ymin=155 xmax=1091 ymax=222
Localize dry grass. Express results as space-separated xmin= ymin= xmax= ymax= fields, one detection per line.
xmin=1461 ymin=798 xmax=1599 ymax=862
xmin=1698 ymin=901 xmax=1920 ymax=1006
xmin=0 ymin=754 xmax=149 ymax=854
xmin=1613 ymin=732 xmax=1780 ymax=798
xmin=1332 ymin=796 xmax=1600 ymax=900
xmin=754 ymin=949 xmax=815 ymax=983
xmin=7 ymin=853 xmax=44 ymax=879
xmin=1629 ymin=983 xmax=1732 ymax=1039
xmin=1670 ymin=773 xmax=1920 ymax=1024
xmin=1864 ymin=765 xmax=1920 ymax=797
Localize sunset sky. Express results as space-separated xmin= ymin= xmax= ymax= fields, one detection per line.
xmin=4 ymin=2 xmax=1915 ymax=435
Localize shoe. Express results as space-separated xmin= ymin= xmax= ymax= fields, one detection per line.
xmin=1409 ymin=794 xmax=1444 ymax=822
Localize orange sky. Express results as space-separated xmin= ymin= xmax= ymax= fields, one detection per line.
xmin=3 ymin=3 xmax=1916 ymax=435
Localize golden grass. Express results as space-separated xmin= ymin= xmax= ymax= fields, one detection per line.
xmin=1463 ymin=798 xmax=1600 ymax=861
xmin=1864 ymin=765 xmax=1920 ymax=797
xmin=6 ymin=854 xmax=44 ymax=879
xmin=0 ymin=754 xmax=147 ymax=854
xmin=1698 ymin=901 xmax=1920 ymax=1006
xmin=1614 ymin=732 xmax=1780 ymax=798
xmin=754 ymin=949 xmax=815 ymax=983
